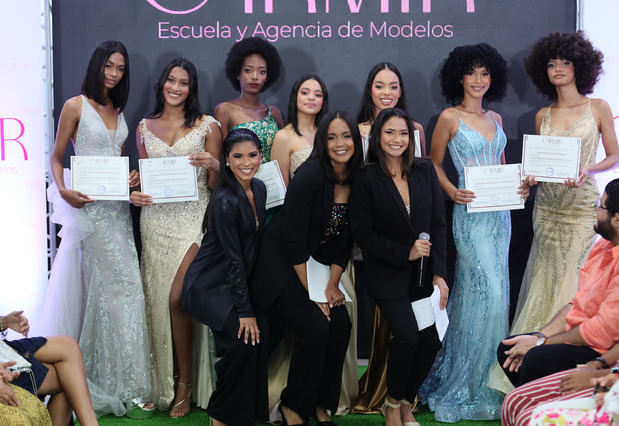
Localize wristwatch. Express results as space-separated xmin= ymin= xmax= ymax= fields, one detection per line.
xmin=535 ymin=336 xmax=546 ymax=346
xmin=594 ymin=356 xmax=610 ymax=369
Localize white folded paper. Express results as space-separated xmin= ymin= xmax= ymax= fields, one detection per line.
xmin=411 ymin=286 xmax=449 ymax=342
xmin=465 ymin=163 xmax=524 ymax=213
xmin=254 ymin=160 xmax=287 ymax=209
xmin=139 ymin=156 xmax=199 ymax=203
xmin=306 ymin=256 xmax=352 ymax=303
xmin=522 ymin=134 xmax=581 ymax=183
xmin=71 ymin=155 xmax=130 ymax=200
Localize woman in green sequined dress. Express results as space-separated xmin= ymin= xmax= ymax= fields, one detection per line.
xmin=215 ymin=37 xmax=284 ymax=163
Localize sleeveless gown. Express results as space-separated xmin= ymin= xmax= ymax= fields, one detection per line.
xmin=265 ymin=144 xmax=359 ymax=420
xmin=74 ymin=96 xmax=151 ymax=414
xmin=138 ymin=117 xmax=219 ymax=410
xmin=419 ymin=110 xmax=510 ymax=421
xmin=488 ymin=100 xmax=600 ymax=394
xmin=231 ymin=106 xmax=279 ymax=163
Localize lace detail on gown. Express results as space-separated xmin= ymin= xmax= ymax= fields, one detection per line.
xmin=488 ymin=100 xmax=600 ymax=394
xmin=419 ymin=110 xmax=509 ymax=421
xmin=75 ymin=96 xmax=151 ymax=414
xmin=138 ymin=116 xmax=219 ymax=409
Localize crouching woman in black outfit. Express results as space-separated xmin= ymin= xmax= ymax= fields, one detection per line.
xmin=182 ymin=128 xmax=268 ymax=426
xmin=252 ymin=111 xmax=364 ymax=425
xmin=350 ymin=108 xmax=449 ymax=426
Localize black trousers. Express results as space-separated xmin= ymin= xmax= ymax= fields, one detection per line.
xmin=207 ymin=309 xmax=269 ymax=426
xmin=376 ymin=297 xmax=442 ymax=402
xmin=497 ymin=334 xmax=600 ymax=387
xmin=274 ymin=280 xmax=351 ymax=419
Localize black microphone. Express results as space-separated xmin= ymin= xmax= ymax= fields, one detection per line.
xmin=417 ymin=232 xmax=430 ymax=287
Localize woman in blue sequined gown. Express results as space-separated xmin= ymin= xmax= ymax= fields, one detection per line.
xmin=419 ymin=44 xmax=528 ymax=422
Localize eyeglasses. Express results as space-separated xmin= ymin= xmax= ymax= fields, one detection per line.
xmin=595 ymin=199 xmax=608 ymax=210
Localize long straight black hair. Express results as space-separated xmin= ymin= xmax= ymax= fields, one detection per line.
xmin=367 ymin=108 xmax=419 ymax=178
xmin=81 ymin=40 xmax=130 ymax=111
xmin=308 ymin=110 xmax=364 ymax=185
xmin=286 ymin=74 xmax=329 ymax=136
xmin=356 ymin=62 xmax=411 ymax=125
xmin=203 ymin=128 xmax=261 ymax=232
xmin=147 ymin=58 xmax=202 ymax=129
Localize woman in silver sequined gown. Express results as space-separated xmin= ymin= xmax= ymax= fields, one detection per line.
xmin=130 ymin=58 xmax=222 ymax=416
xmin=48 ymin=41 xmax=151 ymax=416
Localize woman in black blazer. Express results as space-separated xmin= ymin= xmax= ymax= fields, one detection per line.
xmin=252 ymin=111 xmax=364 ymax=425
xmin=349 ymin=108 xmax=449 ymax=426
xmin=182 ymin=128 xmax=268 ymax=426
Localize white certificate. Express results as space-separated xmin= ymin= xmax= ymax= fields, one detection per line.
xmin=254 ymin=160 xmax=287 ymax=209
xmin=139 ymin=156 xmax=198 ymax=203
xmin=70 ymin=156 xmax=129 ymax=200
xmin=522 ymin=134 xmax=581 ymax=183
xmin=307 ymin=256 xmax=352 ymax=304
xmin=414 ymin=129 xmax=422 ymax=158
xmin=465 ymin=163 xmax=524 ymax=213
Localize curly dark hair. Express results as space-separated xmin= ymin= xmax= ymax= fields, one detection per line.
xmin=605 ymin=178 xmax=619 ymax=216
xmin=439 ymin=43 xmax=508 ymax=105
xmin=148 ymin=58 xmax=202 ymax=129
xmin=224 ymin=37 xmax=281 ymax=92
xmin=523 ymin=31 xmax=603 ymax=100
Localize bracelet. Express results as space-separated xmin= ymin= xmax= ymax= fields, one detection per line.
xmin=594 ymin=356 xmax=610 ymax=369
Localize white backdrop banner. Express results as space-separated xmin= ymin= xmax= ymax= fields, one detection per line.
xmin=583 ymin=0 xmax=619 ymax=192
xmin=0 ymin=1 xmax=49 ymax=329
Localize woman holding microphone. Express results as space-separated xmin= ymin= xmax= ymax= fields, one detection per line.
xmin=350 ymin=107 xmax=448 ymax=426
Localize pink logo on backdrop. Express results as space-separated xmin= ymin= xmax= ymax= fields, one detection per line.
xmin=146 ymin=0 xmax=209 ymax=14
xmin=0 ymin=118 xmax=28 ymax=161
xmin=146 ymin=0 xmax=475 ymax=14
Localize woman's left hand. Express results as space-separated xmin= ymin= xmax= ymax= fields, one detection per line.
xmin=518 ymin=181 xmax=530 ymax=200
xmin=325 ymin=285 xmax=345 ymax=308
xmin=128 ymin=170 xmax=140 ymax=188
xmin=238 ymin=317 xmax=260 ymax=345
xmin=565 ymin=166 xmax=589 ymax=188
xmin=433 ymin=276 xmax=449 ymax=310
xmin=3 ymin=311 xmax=28 ymax=337
xmin=189 ymin=152 xmax=219 ymax=170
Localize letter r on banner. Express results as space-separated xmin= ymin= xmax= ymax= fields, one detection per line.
xmin=0 ymin=118 xmax=28 ymax=161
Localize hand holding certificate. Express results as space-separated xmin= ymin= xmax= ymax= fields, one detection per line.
xmin=254 ymin=160 xmax=287 ymax=209
xmin=522 ymin=134 xmax=581 ymax=183
xmin=139 ymin=156 xmax=199 ymax=203
xmin=71 ymin=156 xmax=130 ymax=200
xmin=306 ymin=256 xmax=352 ymax=304
xmin=465 ymin=163 xmax=524 ymax=213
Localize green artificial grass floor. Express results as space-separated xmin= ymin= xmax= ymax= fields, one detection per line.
xmin=90 ymin=367 xmax=502 ymax=426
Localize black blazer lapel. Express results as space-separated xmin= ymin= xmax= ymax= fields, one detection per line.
xmin=251 ymin=178 xmax=267 ymax=227
xmin=379 ymin=172 xmax=414 ymax=232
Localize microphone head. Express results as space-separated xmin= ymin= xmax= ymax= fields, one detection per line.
xmin=419 ymin=232 xmax=430 ymax=241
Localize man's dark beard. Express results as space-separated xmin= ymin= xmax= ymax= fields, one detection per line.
xmin=594 ymin=216 xmax=616 ymax=242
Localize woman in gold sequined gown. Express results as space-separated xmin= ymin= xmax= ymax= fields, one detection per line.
xmin=489 ymin=31 xmax=619 ymax=394
xmin=130 ymin=59 xmax=222 ymax=416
